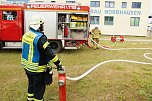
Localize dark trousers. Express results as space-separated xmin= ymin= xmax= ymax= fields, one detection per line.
xmin=25 ymin=69 xmax=46 ymax=100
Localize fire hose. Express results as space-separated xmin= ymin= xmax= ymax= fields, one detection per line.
xmin=58 ymin=38 xmax=152 ymax=101
xmin=66 ymin=38 xmax=152 ymax=81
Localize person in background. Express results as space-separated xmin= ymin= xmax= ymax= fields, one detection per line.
xmin=91 ymin=25 xmax=101 ymax=49
xmin=21 ymin=15 xmax=64 ymax=101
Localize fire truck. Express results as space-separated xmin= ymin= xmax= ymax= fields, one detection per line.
xmin=0 ymin=3 xmax=90 ymax=52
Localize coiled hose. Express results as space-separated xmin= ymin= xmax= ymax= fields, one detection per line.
xmin=66 ymin=38 xmax=152 ymax=81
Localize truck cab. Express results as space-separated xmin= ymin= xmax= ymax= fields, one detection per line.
xmin=0 ymin=4 xmax=23 ymax=49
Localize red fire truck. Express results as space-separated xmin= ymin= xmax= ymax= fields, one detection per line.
xmin=0 ymin=3 xmax=90 ymax=52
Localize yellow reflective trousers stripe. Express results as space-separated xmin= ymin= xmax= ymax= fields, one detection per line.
xmin=27 ymin=97 xmax=34 ymax=101
xmin=28 ymin=93 xmax=34 ymax=97
xmin=27 ymin=93 xmax=34 ymax=101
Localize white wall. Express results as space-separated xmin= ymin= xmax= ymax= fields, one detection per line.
xmin=149 ymin=0 xmax=152 ymax=15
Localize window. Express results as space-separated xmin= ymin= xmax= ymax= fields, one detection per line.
xmin=122 ymin=2 xmax=127 ymax=8
xmin=66 ymin=0 xmax=76 ymax=3
xmin=149 ymin=16 xmax=152 ymax=18
xmin=2 ymin=11 xmax=17 ymax=20
xmin=51 ymin=1 xmax=56 ymax=3
xmin=90 ymin=16 xmax=100 ymax=24
xmin=35 ymin=1 xmax=44 ymax=2
xmin=105 ymin=1 xmax=115 ymax=8
xmin=132 ymin=2 xmax=141 ymax=8
xmin=90 ymin=1 xmax=100 ymax=7
xmin=130 ymin=17 xmax=140 ymax=26
xmin=104 ymin=16 xmax=114 ymax=25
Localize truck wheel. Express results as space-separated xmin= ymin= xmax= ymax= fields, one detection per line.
xmin=49 ymin=41 xmax=62 ymax=53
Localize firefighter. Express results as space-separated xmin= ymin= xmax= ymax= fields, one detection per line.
xmin=21 ymin=15 xmax=64 ymax=101
xmin=91 ymin=25 xmax=101 ymax=49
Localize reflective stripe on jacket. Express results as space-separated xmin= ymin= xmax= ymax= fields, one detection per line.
xmin=91 ymin=29 xmax=101 ymax=38
xmin=22 ymin=29 xmax=46 ymax=72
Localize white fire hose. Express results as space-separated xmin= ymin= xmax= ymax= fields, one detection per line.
xmin=66 ymin=38 xmax=152 ymax=81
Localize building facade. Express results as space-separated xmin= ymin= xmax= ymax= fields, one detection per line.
xmin=89 ymin=0 xmax=150 ymax=36
xmin=0 ymin=0 xmax=151 ymax=36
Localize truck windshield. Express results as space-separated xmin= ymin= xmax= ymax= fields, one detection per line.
xmin=2 ymin=11 xmax=17 ymax=20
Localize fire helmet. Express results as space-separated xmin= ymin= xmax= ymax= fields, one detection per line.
xmin=29 ymin=15 xmax=44 ymax=30
xmin=95 ymin=24 xmax=99 ymax=28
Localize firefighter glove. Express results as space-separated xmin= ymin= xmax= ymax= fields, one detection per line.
xmin=57 ymin=64 xmax=64 ymax=71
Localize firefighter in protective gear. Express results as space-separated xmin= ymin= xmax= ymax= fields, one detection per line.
xmin=21 ymin=15 xmax=64 ymax=101
xmin=91 ymin=25 xmax=101 ymax=49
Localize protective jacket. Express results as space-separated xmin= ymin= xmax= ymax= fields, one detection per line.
xmin=22 ymin=28 xmax=61 ymax=72
xmin=91 ymin=28 xmax=101 ymax=38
